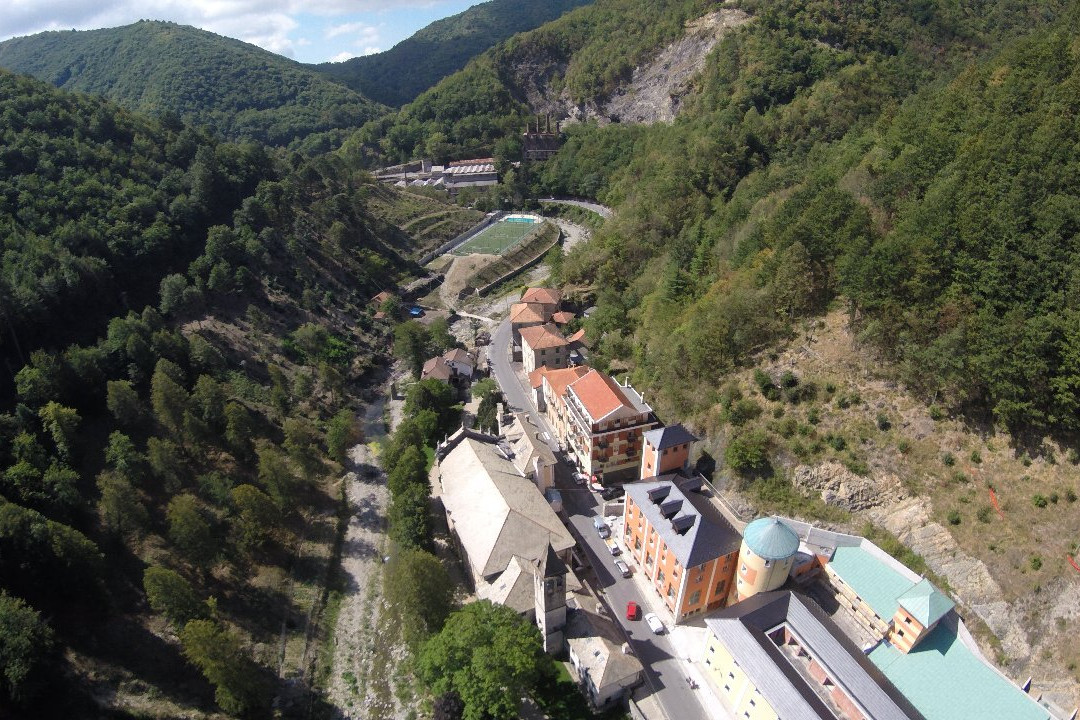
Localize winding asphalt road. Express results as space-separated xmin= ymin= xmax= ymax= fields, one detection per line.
xmin=538 ymin=197 xmax=614 ymax=219
xmin=488 ymin=312 xmax=718 ymax=720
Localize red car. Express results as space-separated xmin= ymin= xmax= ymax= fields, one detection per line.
xmin=626 ymin=601 xmax=639 ymax=620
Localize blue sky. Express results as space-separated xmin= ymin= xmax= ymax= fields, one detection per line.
xmin=0 ymin=1 xmax=481 ymax=64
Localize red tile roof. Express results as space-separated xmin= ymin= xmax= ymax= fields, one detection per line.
xmin=421 ymin=357 xmax=453 ymax=382
xmin=521 ymin=287 xmax=561 ymax=306
xmin=551 ymin=311 xmax=575 ymax=325
xmin=509 ymin=302 xmax=549 ymax=325
xmin=519 ymin=323 xmax=569 ymax=351
xmin=567 ymin=370 xmax=632 ymax=421
xmin=539 ymin=366 xmax=591 ymax=398
xmin=529 ymin=366 xmax=549 ymax=389
xmin=567 ymin=328 xmax=589 ymax=348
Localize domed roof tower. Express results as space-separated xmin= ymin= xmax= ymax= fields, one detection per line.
xmin=734 ymin=517 xmax=800 ymax=603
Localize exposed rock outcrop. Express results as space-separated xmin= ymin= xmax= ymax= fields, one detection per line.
xmin=515 ymin=8 xmax=751 ymax=126
xmin=792 ymin=461 xmax=900 ymax=511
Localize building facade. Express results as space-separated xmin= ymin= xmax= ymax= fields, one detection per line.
xmin=561 ymin=370 xmax=656 ymax=482
xmin=519 ymin=323 xmax=570 ymax=375
xmin=623 ymin=479 xmax=742 ymax=621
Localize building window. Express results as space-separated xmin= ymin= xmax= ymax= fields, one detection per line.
xmin=749 ymin=699 xmax=756 ymax=708
xmin=715 ymin=581 xmax=726 ymax=595
xmin=657 ymin=569 xmax=666 ymax=584
xmin=690 ymin=590 xmax=701 ymax=606
xmin=634 ymin=537 xmax=642 ymax=551
xmin=723 ymin=685 xmax=730 ymax=693
xmin=740 ymin=564 xmax=747 ymax=573
xmin=903 ymin=615 xmax=912 ymax=624
xmin=667 ymin=585 xmax=674 ymax=599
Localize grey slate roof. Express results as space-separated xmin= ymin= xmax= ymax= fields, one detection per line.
xmin=624 ymin=476 xmax=742 ymax=567
xmin=642 ymin=424 xmax=699 ymax=451
xmin=705 ymin=591 xmax=924 ymax=720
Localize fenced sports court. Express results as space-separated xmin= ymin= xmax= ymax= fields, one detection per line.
xmin=451 ymin=214 xmax=542 ymax=256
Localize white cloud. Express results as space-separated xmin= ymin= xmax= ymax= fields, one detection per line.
xmin=0 ymin=0 xmax=462 ymax=57
xmin=362 ymin=46 xmax=380 ymax=56
xmin=328 ymin=50 xmax=355 ymax=62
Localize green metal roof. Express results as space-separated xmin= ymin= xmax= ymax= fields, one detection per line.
xmin=897 ymin=578 xmax=954 ymax=627
xmin=743 ymin=517 xmax=800 ymax=561
xmin=869 ymin=629 xmax=1049 ymax=720
xmin=830 ymin=545 xmax=1048 ymax=720
xmin=827 ymin=546 xmax=912 ymax=620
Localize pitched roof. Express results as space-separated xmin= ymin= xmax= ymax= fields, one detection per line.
xmin=744 ymin=517 xmax=801 ymax=561
xmin=521 ymin=287 xmax=561 ymax=306
xmin=478 ymin=556 xmax=535 ymax=613
xmin=624 ymin=477 xmax=742 ymax=567
xmin=868 ymin=619 xmax=1050 ymax=720
xmin=519 ymin=323 xmax=569 ymax=351
xmin=829 ymin=546 xmax=916 ymax=621
xmin=897 ymin=578 xmax=954 ymax=627
xmin=421 ymin=357 xmax=453 ymax=381
xmin=827 ymin=546 xmax=1049 ymax=720
xmin=567 ymin=634 xmax=643 ymax=692
xmin=643 ymin=424 xmax=699 ymax=451
xmin=551 ymin=311 xmax=575 ymax=324
xmin=510 ymin=302 xmax=549 ymax=325
xmin=529 ymin=366 xmax=549 ymax=389
xmin=567 ymin=327 xmax=589 ymax=348
xmin=506 ymin=412 xmax=556 ymax=478
xmin=439 ymin=437 xmax=574 ymax=579
xmin=443 ymin=348 xmax=474 ymax=366
xmin=538 ymin=365 xmax=590 ymax=397
xmin=371 ymin=290 xmax=392 ymax=305
xmin=706 ymin=591 xmax=924 ymax=720
xmin=567 ymin=370 xmax=649 ymax=423
xmin=538 ymin=543 xmax=567 ymax=579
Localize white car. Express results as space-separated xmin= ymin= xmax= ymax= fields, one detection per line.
xmin=614 ymin=559 xmax=631 ymax=578
xmin=588 ymin=479 xmax=605 ymax=492
xmin=645 ymin=612 xmax=665 ymax=635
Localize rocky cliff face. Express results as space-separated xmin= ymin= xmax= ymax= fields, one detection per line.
xmin=511 ymin=7 xmax=751 ymax=126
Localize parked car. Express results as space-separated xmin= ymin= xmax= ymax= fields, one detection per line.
xmin=644 ymin=612 xmax=665 ymax=635
xmin=593 ymin=516 xmax=611 ymax=539
xmin=606 ymin=538 xmax=621 ymax=556
xmin=616 ymin=560 xmax=631 ymax=578
xmin=601 ymin=485 xmax=625 ymax=501
xmin=574 ymin=472 xmax=588 ymax=485
xmin=625 ymin=599 xmax=639 ymax=619
xmin=588 ymin=479 xmax=605 ymax=493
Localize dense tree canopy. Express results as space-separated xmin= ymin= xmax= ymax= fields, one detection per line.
xmin=417 ymin=601 xmax=549 ymax=720
xmin=0 ymin=21 xmax=385 ymax=148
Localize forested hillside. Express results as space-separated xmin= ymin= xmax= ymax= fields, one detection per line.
xmin=0 ymin=70 xmax=424 ymax=716
xmin=0 ymin=21 xmax=386 ymax=151
xmin=314 ymin=0 xmax=593 ymax=107
xmin=348 ymin=0 xmax=712 ymax=163
xmin=375 ymin=0 xmax=1070 ymax=435
xmin=551 ymin=0 xmax=1079 ymax=436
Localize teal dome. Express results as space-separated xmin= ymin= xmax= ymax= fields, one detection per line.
xmin=743 ymin=517 xmax=799 ymax=560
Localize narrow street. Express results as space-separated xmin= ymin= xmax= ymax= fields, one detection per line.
xmin=488 ymin=313 xmax=724 ymax=720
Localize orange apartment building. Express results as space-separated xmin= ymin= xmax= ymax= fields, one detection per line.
xmin=623 ymin=473 xmax=742 ymax=620
xmin=560 ymin=369 xmax=657 ymax=483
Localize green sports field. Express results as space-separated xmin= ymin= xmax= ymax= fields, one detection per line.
xmin=451 ymin=218 xmax=539 ymax=255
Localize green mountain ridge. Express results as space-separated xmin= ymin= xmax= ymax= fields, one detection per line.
xmin=0 ymin=20 xmax=386 ymax=150
xmin=313 ymin=0 xmax=594 ymax=107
